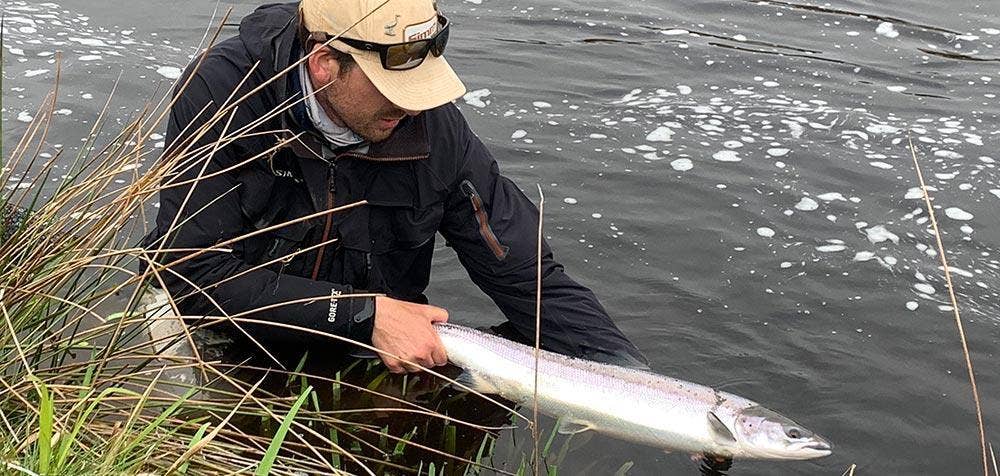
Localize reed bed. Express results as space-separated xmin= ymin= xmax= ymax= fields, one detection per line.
xmin=0 ymin=55 xmax=533 ymax=475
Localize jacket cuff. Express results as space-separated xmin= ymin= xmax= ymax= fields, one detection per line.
xmin=339 ymin=291 xmax=375 ymax=346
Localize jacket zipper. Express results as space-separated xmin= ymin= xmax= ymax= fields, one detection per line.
xmin=459 ymin=180 xmax=509 ymax=261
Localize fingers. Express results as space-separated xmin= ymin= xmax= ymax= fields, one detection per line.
xmin=431 ymin=344 xmax=448 ymax=367
xmin=426 ymin=305 xmax=448 ymax=323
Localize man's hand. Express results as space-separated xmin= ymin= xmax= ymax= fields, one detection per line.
xmin=371 ymin=296 xmax=449 ymax=373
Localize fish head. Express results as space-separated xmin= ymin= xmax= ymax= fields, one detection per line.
xmin=731 ymin=405 xmax=832 ymax=460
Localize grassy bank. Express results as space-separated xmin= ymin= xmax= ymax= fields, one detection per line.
xmin=0 ymin=61 xmax=528 ymax=475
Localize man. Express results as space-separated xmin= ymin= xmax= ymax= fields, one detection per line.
xmin=145 ymin=0 xmax=647 ymax=373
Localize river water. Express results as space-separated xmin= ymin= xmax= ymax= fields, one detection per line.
xmin=3 ymin=0 xmax=999 ymax=474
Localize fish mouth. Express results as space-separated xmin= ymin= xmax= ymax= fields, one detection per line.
xmin=792 ymin=436 xmax=833 ymax=457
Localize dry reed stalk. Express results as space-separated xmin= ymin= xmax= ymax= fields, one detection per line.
xmin=907 ymin=135 xmax=988 ymax=475
xmin=532 ymin=185 xmax=544 ymax=474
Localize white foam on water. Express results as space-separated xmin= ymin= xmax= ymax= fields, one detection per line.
xmin=905 ymin=186 xmax=938 ymax=199
xmin=670 ymin=158 xmax=693 ymax=171
xmin=816 ymin=244 xmax=847 ymax=252
xmin=866 ymin=124 xmax=900 ymax=134
xmin=155 ymin=66 xmax=182 ymax=79
xmin=906 ymin=301 xmax=919 ymax=311
xmin=944 ymin=266 xmax=974 ymax=278
xmin=854 ymin=251 xmax=876 ymax=262
xmin=869 ymin=161 xmax=893 ymax=170
xmin=934 ymin=150 xmax=963 ymax=159
xmin=563 ymin=197 xmax=578 ymax=205
xmin=69 ymin=37 xmax=109 ymax=47
xmin=591 ymin=213 xmax=602 ymax=219
xmin=982 ymin=28 xmax=1000 ymax=35
xmin=532 ymin=101 xmax=552 ymax=108
xmin=914 ymin=283 xmax=935 ymax=294
xmin=767 ymin=147 xmax=789 ymax=157
xmin=756 ymin=227 xmax=775 ymax=238
xmin=875 ymin=22 xmax=900 ymax=38
xmin=780 ymin=262 xmax=793 ymax=269
xmin=16 ymin=111 xmax=34 ymax=123
xmin=677 ymin=85 xmax=693 ymax=95
xmin=944 ymin=207 xmax=973 ymax=220
xmin=589 ymin=133 xmax=608 ymax=139
xmin=887 ymin=85 xmax=907 ymax=92
xmin=724 ymin=140 xmax=743 ymax=149
xmin=662 ymin=29 xmax=689 ymax=35
xmin=79 ymin=55 xmax=102 ymax=61
xmin=81 ymin=93 xmax=94 ymax=99
xmin=865 ymin=225 xmax=899 ymax=244
xmin=817 ymin=192 xmax=846 ymax=201
xmin=24 ymin=69 xmax=49 ymax=77
xmin=463 ymin=88 xmax=491 ymax=108
xmin=712 ymin=150 xmax=741 ymax=162
xmin=990 ymin=190 xmax=1000 ymax=200
xmin=646 ymin=126 xmax=674 ymax=142
xmin=794 ymin=197 xmax=819 ymax=211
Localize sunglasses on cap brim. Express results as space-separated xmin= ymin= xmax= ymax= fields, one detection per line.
xmin=312 ymin=15 xmax=450 ymax=71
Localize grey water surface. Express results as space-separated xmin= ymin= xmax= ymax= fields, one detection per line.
xmin=3 ymin=0 xmax=999 ymax=474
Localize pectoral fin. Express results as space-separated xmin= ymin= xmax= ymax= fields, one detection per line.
xmin=454 ymin=370 xmax=498 ymax=394
xmin=558 ymin=418 xmax=595 ymax=435
xmin=707 ymin=412 xmax=737 ymax=444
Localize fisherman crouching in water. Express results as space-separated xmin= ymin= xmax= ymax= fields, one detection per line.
xmin=143 ymin=0 xmax=648 ymax=373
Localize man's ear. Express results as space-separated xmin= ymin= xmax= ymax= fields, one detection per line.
xmin=306 ymin=43 xmax=339 ymax=87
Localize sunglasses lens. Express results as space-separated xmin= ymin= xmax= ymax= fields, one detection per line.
xmin=385 ymin=40 xmax=431 ymax=70
xmin=431 ymin=25 xmax=449 ymax=57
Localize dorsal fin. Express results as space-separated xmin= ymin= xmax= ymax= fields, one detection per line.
xmin=707 ymin=412 xmax=737 ymax=444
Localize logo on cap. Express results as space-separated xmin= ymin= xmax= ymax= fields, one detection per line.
xmin=384 ymin=15 xmax=401 ymax=36
xmin=404 ymin=16 xmax=437 ymax=42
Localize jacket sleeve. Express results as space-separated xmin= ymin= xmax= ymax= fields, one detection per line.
xmin=148 ymin=67 xmax=375 ymax=348
xmin=436 ymin=106 xmax=648 ymax=367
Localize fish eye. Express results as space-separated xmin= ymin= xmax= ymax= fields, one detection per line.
xmin=786 ymin=427 xmax=802 ymax=439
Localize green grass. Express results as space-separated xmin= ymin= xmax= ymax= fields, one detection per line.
xmin=0 ymin=50 xmax=522 ymax=476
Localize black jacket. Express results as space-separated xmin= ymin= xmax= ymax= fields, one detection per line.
xmin=145 ymin=2 xmax=646 ymax=366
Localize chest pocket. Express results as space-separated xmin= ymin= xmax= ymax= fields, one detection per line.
xmin=236 ymin=165 xmax=316 ymax=273
xmin=334 ymin=162 xmax=444 ymax=297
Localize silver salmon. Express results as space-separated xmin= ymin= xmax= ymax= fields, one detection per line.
xmin=435 ymin=323 xmax=831 ymax=460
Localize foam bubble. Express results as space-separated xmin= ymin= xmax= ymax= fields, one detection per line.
xmin=794 ymin=197 xmax=819 ymax=211
xmin=757 ymin=227 xmax=775 ymax=238
xmin=914 ymin=283 xmax=935 ymax=294
xmin=816 ymin=244 xmax=847 ymax=252
xmin=670 ymin=158 xmax=693 ymax=171
xmin=875 ymin=22 xmax=900 ymax=38
xmin=156 ymin=66 xmax=182 ymax=79
xmin=463 ymin=88 xmax=491 ymax=108
xmin=646 ymin=126 xmax=674 ymax=142
xmin=944 ymin=207 xmax=973 ymax=221
xmin=712 ymin=150 xmax=741 ymax=162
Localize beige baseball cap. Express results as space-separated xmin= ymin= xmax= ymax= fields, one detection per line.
xmin=300 ymin=0 xmax=466 ymax=111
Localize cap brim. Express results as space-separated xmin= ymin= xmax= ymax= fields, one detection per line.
xmin=352 ymin=52 xmax=466 ymax=111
